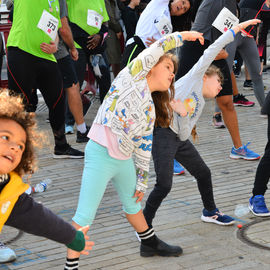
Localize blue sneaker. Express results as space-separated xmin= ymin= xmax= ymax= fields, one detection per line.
xmin=249 ymin=195 xmax=270 ymax=217
xmin=0 ymin=242 xmax=16 ymax=263
xmin=201 ymin=208 xmax=235 ymax=226
xmin=229 ymin=142 xmax=260 ymax=160
xmin=65 ymin=125 xmax=74 ymax=135
xmin=173 ymin=160 xmax=185 ymax=175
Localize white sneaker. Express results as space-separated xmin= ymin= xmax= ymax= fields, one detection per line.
xmin=0 ymin=242 xmax=16 ymax=263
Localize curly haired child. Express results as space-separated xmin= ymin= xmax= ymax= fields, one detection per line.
xmin=0 ymin=89 xmax=94 ymax=267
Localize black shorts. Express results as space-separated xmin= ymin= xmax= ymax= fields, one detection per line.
xmin=57 ymin=55 xmax=78 ymax=89
xmin=212 ymin=59 xmax=232 ymax=97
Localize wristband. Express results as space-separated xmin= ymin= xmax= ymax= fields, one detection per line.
xmin=229 ymin=29 xmax=236 ymax=38
xmin=66 ymin=231 xmax=85 ymax=252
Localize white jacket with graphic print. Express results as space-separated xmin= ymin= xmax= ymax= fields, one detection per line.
xmin=94 ymin=32 xmax=183 ymax=192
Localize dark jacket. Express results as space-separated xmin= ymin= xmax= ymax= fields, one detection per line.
xmin=192 ymin=0 xmax=238 ymax=43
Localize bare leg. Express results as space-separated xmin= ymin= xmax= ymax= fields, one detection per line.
xmin=217 ymin=95 xmax=242 ymax=148
xmin=125 ymin=209 xmax=149 ymax=233
xmin=66 ymin=83 xmax=84 ymax=125
xmin=231 ymin=72 xmax=238 ymax=96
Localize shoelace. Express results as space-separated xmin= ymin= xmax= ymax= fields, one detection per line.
xmin=255 ymin=197 xmax=266 ymax=207
xmin=242 ymin=142 xmax=252 ymax=152
xmin=238 ymin=94 xmax=249 ymax=102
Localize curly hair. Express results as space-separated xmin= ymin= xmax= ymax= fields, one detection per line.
xmin=0 ymin=89 xmax=44 ymax=176
xmin=151 ymin=53 xmax=178 ymax=128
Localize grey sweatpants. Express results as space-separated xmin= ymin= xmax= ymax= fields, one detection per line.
xmin=226 ymin=33 xmax=265 ymax=107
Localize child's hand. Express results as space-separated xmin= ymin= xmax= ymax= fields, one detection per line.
xmin=180 ymin=31 xmax=204 ymax=45
xmin=170 ymin=98 xmax=188 ymax=117
xmin=145 ymin=36 xmax=157 ymax=46
xmin=215 ymin=49 xmax=228 ymax=60
xmin=78 ymin=225 xmax=94 ymax=255
xmin=133 ymin=190 xmax=144 ymax=203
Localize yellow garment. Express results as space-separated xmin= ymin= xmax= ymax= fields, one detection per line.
xmin=0 ymin=172 xmax=29 ymax=232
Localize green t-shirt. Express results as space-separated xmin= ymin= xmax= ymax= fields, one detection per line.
xmin=7 ymin=0 xmax=62 ymax=62
xmin=67 ymin=0 xmax=109 ymax=35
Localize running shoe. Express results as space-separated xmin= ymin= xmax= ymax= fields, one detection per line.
xmin=173 ymin=160 xmax=185 ymax=175
xmin=201 ymin=208 xmax=235 ymax=225
xmin=233 ymin=69 xmax=241 ymax=78
xmin=65 ymin=125 xmax=74 ymax=135
xmin=0 ymin=242 xmax=16 ymax=263
xmin=243 ymin=80 xmax=253 ymax=89
xmin=212 ymin=113 xmax=225 ymax=128
xmin=76 ymin=126 xmax=90 ymax=143
xmin=53 ymin=144 xmax=84 ymax=159
xmin=233 ymin=94 xmax=255 ymax=107
xmin=249 ymin=195 xmax=270 ymax=217
xmin=230 ymin=142 xmax=260 ymax=160
xmin=140 ymin=236 xmax=183 ymax=257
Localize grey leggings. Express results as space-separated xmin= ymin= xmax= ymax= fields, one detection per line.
xmin=226 ymin=33 xmax=265 ymax=107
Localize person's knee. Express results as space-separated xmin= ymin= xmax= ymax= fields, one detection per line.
xmin=217 ymin=96 xmax=235 ymax=112
xmin=192 ymin=165 xmax=211 ymax=181
xmin=154 ymin=180 xmax=172 ymax=197
xmin=123 ymin=203 xmax=141 ymax=215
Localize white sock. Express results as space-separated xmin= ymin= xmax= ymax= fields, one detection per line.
xmin=77 ymin=123 xmax=87 ymax=133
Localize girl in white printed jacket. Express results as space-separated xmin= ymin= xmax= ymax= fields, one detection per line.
xmin=66 ymin=31 xmax=204 ymax=264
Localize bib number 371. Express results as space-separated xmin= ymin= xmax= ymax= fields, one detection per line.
xmin=37 ymin=10 xmax=59 ymax=41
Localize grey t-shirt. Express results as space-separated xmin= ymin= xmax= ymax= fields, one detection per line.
xmin=191 ymin=0 xmax=238 ymax=43
xmin=54 ymin=0 xmax=69 ymax=60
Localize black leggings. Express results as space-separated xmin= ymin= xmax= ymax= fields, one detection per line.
xmin=252 ymin=116 xmax=270 ymax=196
xmin=143 ymin=127 xmax=216 ymax=226
xmin=7 ymin=47 xmax=67 ymax=147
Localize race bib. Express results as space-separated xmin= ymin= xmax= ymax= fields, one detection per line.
xmin=155 ymin=15 xmax=172 ymax=37
xmin=212 ymin=7 xmax=239 ymax=33
xmin=37 ymin=10 xmax=59 ymax=41
xmin=87 ymin=10 xmax=103 ymax=30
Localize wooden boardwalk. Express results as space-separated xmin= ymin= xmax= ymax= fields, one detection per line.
xmin=1 ymin=74 xmax=270 ymax=270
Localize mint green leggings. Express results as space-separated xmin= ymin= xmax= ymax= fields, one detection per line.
xmin=73 ymin=140 xmax=142 ymax=226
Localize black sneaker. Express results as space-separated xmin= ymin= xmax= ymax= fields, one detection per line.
xmin=233 ymin=94 xmax=255 ymax=107
xmin=53 ymin=144 xmax=84 ymax=159
xmin=243 ymin=80 xmax=253 ymax=89
xmin=76 ymin=126 xmax=90 ymax=143
xmin=212 ymin=113 xmax=225 ymax=129
xmin=140 ymin=236 xmax=183 ymax=257
xmin=233 ymin=69 xmax=241 ymax=78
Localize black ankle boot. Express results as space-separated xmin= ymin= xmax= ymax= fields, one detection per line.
xmin=140 ymin=236 xmax=183 ymax=257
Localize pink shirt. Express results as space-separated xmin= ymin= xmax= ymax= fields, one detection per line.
xmin=88 ymin=123 xmax=131 ymax=160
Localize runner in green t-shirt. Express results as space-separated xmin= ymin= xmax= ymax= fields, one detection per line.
xmin=67 ymin=0 xmax=109 ymax=36
xmin=66 ymin=0 xmax=111 ymax=102
xmin=7 ymin=0 xmax=84 ymax=159
xmin=7 ymin=0 xmax=61 ymax=62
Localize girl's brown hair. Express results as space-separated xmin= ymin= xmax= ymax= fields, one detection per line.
xmin=0 ymin=89 xmax=44 ymax=176
xmin=151 ymin=53 xmax=178 ymax=128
